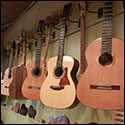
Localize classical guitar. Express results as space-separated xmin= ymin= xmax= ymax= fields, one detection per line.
xmin=9 ymin=31 xmax=27 ymax=100
xmin=22 ymin=17 xmax=59 ymax=101
xmin=1 ymin=42 xmax=15 ymax=96
xmin=77 ymin=1 xmax=124 ymax=110
xmin=40 ymin=3 xmax=79 ymax=109
xmin=22 ymin=20 xmax=46 ymax=100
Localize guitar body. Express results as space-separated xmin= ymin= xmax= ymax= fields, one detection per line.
xmin=9 ymin=66 xmax=27 ymax=100
xmin=1 ymin=68 xmax=13 ymax=96
xmin=22 ymin=60 xmax=47 ymax=100
xmin=40 ymin=56 xmax=79 ymax=109
xmin=77 ymin=38 xmax=124 ymax=110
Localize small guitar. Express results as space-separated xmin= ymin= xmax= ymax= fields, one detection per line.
xmin=40 ymin=3 xmax=79 ymax=109
xmin=77 ymin=1 xmax=124 ymax=110
xmin=9 ymin=30 xmax=27 ymax=100
xmin=1 ymin=42 xmax=15 ymax=96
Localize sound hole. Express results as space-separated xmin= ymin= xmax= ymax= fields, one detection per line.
xmin=8 ymin=74 xmax=11 ymax=79
xmin=99 ymin=53 xmax=113 ymax=66
xmin=54 ymin=67 xmax=64 ymax=77
xmin=33 ymin=67 xmax=41 ymax=77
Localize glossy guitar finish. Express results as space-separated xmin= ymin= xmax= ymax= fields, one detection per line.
xmin=77 ymin=1 xmax=124 ymax=110
xmin=22 ymin=60 xmax=47 ymax=100
xmin=77 ymin=38 xmax=124 ymax=110
xmin=40 ymin=56 xmax=79 ymax=109
xmin=1 ymin=68 xmax=13 ymax=96
xmin=9 ymin=34 xmax=27 ymax=100
xmin=22 ymin=20 xmax=46 ymax=100
xmin=1 ymin=47 xmax=14 ymax=96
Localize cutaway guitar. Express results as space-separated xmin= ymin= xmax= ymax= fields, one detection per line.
xmin=40 ymin=3 xmax=79 ymax=109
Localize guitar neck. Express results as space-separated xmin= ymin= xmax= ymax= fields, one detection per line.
xmin=80 ymin=5 xmax=86 ymax=76
xmin=8 ymin=48 xmax=14 ymax=78
xmin=102 ymin=1 xmax=112 ymax=55
xmin=35 ymin=31 xmax=42 ymax=68
xmin=57 ymin=18 xmax=67 ymax=67
xmin=22 ymin=40 xmax=26 ymax=66
xmin=14 ymin=43 xmax=18 ymax=66
xmin=43 ymin=24 xmax=52 ymax=64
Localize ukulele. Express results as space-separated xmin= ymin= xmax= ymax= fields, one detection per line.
xmin=77 ymin=1 xmax=124 ymax=110
xmin=22 ymin=20 xmax=46 ymax=101
xmin=40 ymin=3 xmax=79 ymax=109
xmin=9 ymin=31 xmax=27 ymax=100
xmin=1 ymin=42 xmax=15 ymax=96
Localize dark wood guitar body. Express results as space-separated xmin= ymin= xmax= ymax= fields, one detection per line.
xmin=9 ymin=66 xmax=27 ymax=100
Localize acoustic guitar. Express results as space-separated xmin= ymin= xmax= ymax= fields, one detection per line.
xmin=22 ymin=17 xmax=59 ymax=101
xmin=40 ymin=3 xmax=79 ymax=109
xmin=9 ymin=31 xmax=27 ymax=100
xmin=77 ymin=1 xmax=124 ymax=110
xmin=1 ymin=42 xmax=15 ymax=96
xmin=22 ymin=20 xmax=45 ymax=101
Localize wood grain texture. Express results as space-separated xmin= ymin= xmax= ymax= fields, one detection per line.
xmin=9 ymin=66 xmax=27 ymax=100
xmin=22 ymin=60 xmax=47 ymax=101
xmin=77 ymin=38 xmax=124 ymax=110
xmin=40 ymin=56 xmax=79 ymax=109
xmin=1 ymin=68 xmax=13 ymax=96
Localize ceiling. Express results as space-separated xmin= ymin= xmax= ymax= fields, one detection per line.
xmin=1 ymin=1 xmax=34 ymax=28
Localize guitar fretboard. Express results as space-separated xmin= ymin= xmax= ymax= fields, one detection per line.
xmin=102 ymin=1 xmax=112 ymax=55
xmin=35 ymin=31 xmax=42 ymax=69
xmin=80 ymin=7 xmax=85 ymax=76
xmin=57 ymin=18 xmax=67 ymax=67
xmin=8 ymin=48 xmax=14 ymax=78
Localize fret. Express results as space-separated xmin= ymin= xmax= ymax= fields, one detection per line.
xmin=8 ymin=48 xmax=14 ymax=78
xmin=56 ymin=4 xmax=71 ymax=67
xmin=101 ymin=1 xmax=113 ymax=55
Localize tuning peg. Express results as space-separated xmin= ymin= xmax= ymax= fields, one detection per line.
xmin=43 ymin=37 xmax=46 ymax=44
xmin=28 ymin=43 xmax=32 ymax=50
xmin=35 ymin=41 xmax=37 ymax=47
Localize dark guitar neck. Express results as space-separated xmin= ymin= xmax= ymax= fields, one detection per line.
xmin=8 ymin=48 xmax=14 ymax=78
xmin=102 ymin=1 xmax=112 ymax=55
xmin=56 ymin=18 xmax=67 ymax=67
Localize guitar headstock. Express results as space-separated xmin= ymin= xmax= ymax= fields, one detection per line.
xmin=21 ymin=29 xmax=27 ymax=41
xmin=37 ymin=20 xmax=45 ymax=33
xmin=77 ymin=1 xmax=86 ymax=16
xmin=45 ymin=15 xmax=60 ymax=27
xmin=61 ymin=3 xmax=72 ymax=19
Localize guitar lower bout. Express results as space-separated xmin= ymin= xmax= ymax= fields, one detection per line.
xmin=40 ymin=56 xmax=79 ymax=109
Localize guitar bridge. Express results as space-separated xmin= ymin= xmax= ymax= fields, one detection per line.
xmin=90 ymin=85 xmax=120 ymax=90
xmin=50 ymin=86 xmax=64 ymax=91
xmin=28 ymin=86 xmax=41 ymax=90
